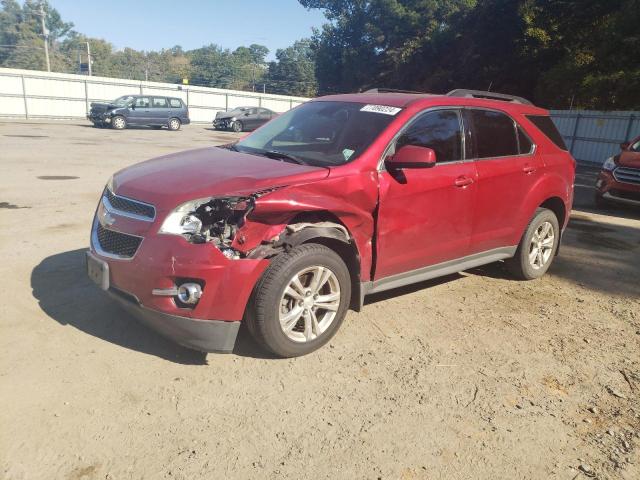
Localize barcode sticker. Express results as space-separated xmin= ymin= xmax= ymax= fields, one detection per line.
xmin=360 ymin=104 xmax=402 ymax=116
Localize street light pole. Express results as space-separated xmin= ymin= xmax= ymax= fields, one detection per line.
xmin=38 ymin=2 xmax=50 ymax=72
xmin=86 ymin=41 xmax=92 ymax=76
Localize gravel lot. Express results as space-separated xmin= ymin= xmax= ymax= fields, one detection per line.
xmin=1 ymin=120 xmax=639 ymax=480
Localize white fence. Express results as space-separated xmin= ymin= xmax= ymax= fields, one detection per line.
xmin=0 ymin=68 xmax=309 ymax=123
xmin=550 ymin=110 xmax=639 ymax=165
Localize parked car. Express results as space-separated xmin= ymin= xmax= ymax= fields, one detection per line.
xmin=213 ymin=106 xmax=276 ymax=132
xmin=87 ymin=88 xmax=575 ymax=357
xmin=88 ymin=95 xmax=190 ymax=131
xmin=595 ymin=135 xmax=640 ymax=208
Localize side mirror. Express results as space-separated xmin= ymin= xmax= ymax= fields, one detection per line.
xmin=386 ymin=145 xmax=437 ymax=169
xmin=620 ymin=142 xmax=630 ymax=150
xmin=130 ymin=104 xmax=136 ymax=110
xmin=244 ymin=112 xmax=251 ymax=116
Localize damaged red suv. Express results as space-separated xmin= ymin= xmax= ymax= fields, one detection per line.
xmin=87 ymin=89 xmax=575 ymax=357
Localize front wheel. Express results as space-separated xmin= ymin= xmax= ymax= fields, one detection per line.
xmin=232 ymin=121 xmax=243 ymax=133
xmin=168 ymin=118 xmax=181 ymax=131
xmin=112 ymin=115 xmax=126 ymax=130
xmin=506 ymin=208 xmax=560 ymax=280
xmin=246 ymin=244 xmax=351 ymax=357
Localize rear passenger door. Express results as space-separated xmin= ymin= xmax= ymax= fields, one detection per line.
xmin=150 ymin=97 xmax=170 ymax=125
xmin=466 ymin=108 xmax=542 ymax=253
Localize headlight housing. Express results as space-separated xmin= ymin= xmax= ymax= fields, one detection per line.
xmin=159 ymin=196 xmax=253 ymax=244
xmin=602 ymin=156 xmax=616 ymax=171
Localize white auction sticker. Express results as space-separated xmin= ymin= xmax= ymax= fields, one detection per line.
xmin=360 ymin=104 xmax=402 ymax=116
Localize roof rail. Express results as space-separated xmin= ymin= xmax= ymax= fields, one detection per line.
xmin=446 ymin=89 xmax=533 ymax=106
xmin=363 ymin=88 xmax=427 ymax=95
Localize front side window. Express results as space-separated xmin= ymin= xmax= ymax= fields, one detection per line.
xmin=470 ymin=109 xmax=519 ymax=158
xmin=235 ymin=101 xmax=397 ymax=167
xmin=169 ymin=98 xmax=183 ymax=108
xmin=134 ymin=97 xmax=150 ymax=108
xmin=112 ymin=95 xmax=135 ymax=107
xmin=630 ymin=139 xmax=640 ymax=152
xmin=151 ymin=97 xmax=168 ymax=108
xmin=393 ymin=109 xmax=463 ymax=163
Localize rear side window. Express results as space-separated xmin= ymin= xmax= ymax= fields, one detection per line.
xmin=395 ymin=109 xmax=463 ymax=163
xmin=526 ymin=115 xmax=567 ymax=150
xmin=469 ymin=109 xmax=518 ymax=158
xmin=169 ymin=98 xmax=183 ymax=108
xmin=517 ymin=127 xmax=534 ymax=154
xmin=151 ymin=97 xmax=168 ymax=108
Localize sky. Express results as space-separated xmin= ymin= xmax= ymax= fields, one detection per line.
xmin=47 ymin=0 xmax=328 ymax=60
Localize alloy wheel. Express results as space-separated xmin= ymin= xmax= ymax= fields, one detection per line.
xmin=279 ymin=265 xmax=341 ymax=343
xmin=528 ymin=221 xmax=554 ymax=269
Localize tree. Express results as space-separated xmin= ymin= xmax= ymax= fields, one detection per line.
xmin=266 ymin=39 xmax=317 ymax=96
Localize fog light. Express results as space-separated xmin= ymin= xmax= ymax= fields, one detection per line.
xmin=177 ymin=283 xmax=202 ymax=305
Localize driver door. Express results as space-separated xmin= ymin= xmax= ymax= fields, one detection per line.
xmin=375 ymin=108 xmax=477 ymax=279
xmin=128 ymin=96 xmax=151 ymax=125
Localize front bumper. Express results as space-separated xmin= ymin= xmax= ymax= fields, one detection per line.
xmin=87 ymin=199 xmax=269 ymax=352
xmin=596 ymin=170 xmax=640 ymax=206
xmin=107 ymin=283 xmax=240 ymax=352
xmin=213 ymin=119 xmax=232 ymax=130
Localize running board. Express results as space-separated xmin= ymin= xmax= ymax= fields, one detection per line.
xmin=361 ymin=246 xmax=517 ymax=298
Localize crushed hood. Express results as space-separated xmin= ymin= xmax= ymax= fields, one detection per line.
xmin=112 ymin=146 xmax=329 ymax=212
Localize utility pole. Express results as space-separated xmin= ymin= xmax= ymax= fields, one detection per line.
xmin=38 ymin=2 xmax=50 ymax=72
xmin=86 ymin=42 xmax=92 ymax=76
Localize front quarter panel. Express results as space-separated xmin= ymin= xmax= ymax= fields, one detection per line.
xmin=232 ymin=170 xmax=380 ymax=281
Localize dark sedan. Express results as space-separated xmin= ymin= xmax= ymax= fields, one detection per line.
xmin=213 ymin=107 xmax=276 ymax=132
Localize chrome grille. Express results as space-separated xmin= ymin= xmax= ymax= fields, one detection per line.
xmin=104 ymin=188 xmax=155 ymax=220
xmin=613 ymin=167 xmax=640 ymax=185
xmin=96 ymin=223 xmax=142 ymax=258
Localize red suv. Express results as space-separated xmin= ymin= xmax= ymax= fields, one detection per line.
xmin=87 ymin=89 xmax=575 ymax=357
xmin=595 ymin=135 xmax=640 ymax=208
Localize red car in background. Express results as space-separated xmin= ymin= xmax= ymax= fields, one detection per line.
xmin=595 ymin=135 xmax=640 ymax=208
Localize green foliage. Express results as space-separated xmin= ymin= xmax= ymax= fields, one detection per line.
xmin=303 ymin=0 xmax=640 ymax=109
xmin=266 ymin=39 xmax=317 ymax=96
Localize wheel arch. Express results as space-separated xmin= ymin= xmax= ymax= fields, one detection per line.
xmin=286 ymin=211 xmax=363 ymax=312
xmin=539 ymin=196 xmax=567 ymax=229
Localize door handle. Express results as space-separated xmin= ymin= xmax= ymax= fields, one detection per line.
xmin=454 ymin=176 xmax=474 ymax=187
xmin=523 ymin=165 xmax=536 ymax=174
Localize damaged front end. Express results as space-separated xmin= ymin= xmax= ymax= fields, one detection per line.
xmin=159 ymin=193 xmax=273 ymax=259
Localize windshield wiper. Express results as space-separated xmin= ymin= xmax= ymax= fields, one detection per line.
xmin=260 ymin=150 xmax=307 ymax=165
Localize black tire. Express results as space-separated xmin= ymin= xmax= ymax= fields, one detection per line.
xmin=505 ymin=208 xmax=560 ymax=280
xmin=168 ymin=118 xmax=181 ymax=131
xmin=232 ymin=121 xmax=243 ymax=133
xmin=246 ymin=244 xmax=351 ymax=357
xmin=111 ymin=115 xmax=126 ymax=130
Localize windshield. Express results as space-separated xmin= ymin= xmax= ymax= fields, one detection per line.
xmin=225 ymin=107 xmax=248 ymax=115
xmin=112 ymin=95 xmax=135 ymax=107
xmin=234 ymin=101 xmax=399 ymax=167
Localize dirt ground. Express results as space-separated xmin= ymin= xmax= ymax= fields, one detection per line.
xmin=1 ymin=120 xmax=639 ymax=480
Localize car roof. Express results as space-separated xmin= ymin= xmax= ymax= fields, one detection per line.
xmin=313 ymin=92 xmax=548 ymax=115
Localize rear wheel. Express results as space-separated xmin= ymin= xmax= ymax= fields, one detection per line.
xmin=232 ymin=121 xmax=243 ymax=133
xmin=112 ymin=115 xmax=126 ymax=130
xmin=168 ymin=118 xmax=181 ymax=131
xmin=246 ymin=244 xmax=351 ymax=357
xmin=505 ymin=208 xmax=560 ymax=280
